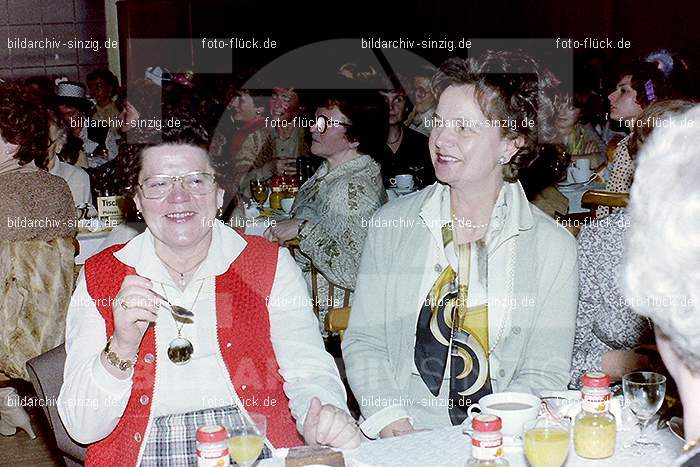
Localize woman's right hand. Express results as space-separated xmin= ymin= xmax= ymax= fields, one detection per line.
xmin=111 ymin=275 xmax=162 ymax=358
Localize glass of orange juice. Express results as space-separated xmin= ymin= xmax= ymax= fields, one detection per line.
xmin=227 ymin=412 xmax=266 ymax=467
xmin=524 ymin=417 xmax=570 ymax=467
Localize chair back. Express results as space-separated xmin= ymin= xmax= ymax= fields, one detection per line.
xmin=284 ymin=240 xmax=352 ymax=337
xmin=26 ymin=344 xmax=87 ymax=466
xmin=324 ymin=307 xmax=351 ymax=339
xmin=581 ymin=190 xmax=629 ymax=218
xmin=310 ymin=265 xmax=352 ymax=319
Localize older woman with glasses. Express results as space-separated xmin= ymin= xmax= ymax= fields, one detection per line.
xmin=58 ymin=117 xmax=360 ymax=467
xmin=264 ymin=89 xmax=388 ymax=330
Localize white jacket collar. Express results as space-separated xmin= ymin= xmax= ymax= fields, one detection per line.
xmin=113 ymin=220 xmax=246 ymax=287
xmin=419 ymin=181 xmax=535 ymax=252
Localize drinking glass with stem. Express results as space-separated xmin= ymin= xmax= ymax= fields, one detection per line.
xmin=250 ymin=180 xmax=269 ymax=210
xmin=623 ymin=371 xmax=667 ymax=454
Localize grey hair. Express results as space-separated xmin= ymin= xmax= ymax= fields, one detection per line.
xmin=622 ymin=104 xmax=700 ymax=373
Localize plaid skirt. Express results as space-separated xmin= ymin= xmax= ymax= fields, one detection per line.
xmin=139 ymin=405 xmax=273 ymax=466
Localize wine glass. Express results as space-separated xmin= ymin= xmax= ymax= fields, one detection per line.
xmin=250 ymin=180 xmax=268 ymax=209
xmin=227 ymin=412 xmax=266 ymax=467
xmin=524 ymin=416 xmax=571 ymax=467
xmin=623 ymin=371 xmax=666 ymax=453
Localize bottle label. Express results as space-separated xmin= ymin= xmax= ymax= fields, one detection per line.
xmin=471 ymin=437 xmax=503 ymax=461
xmin=582 ymin=391 xmax=611 ymax=413
xmin=196 ymin=448 xmax=230 ymax=467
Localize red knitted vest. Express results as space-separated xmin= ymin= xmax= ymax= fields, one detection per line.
xmin=82 ymin=235 xmax=303 ymax=466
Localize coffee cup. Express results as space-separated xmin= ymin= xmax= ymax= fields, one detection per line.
xmin=280 ymin=197 xmax=295 ymax=214
xmin=571 ymin=158 xmax=592 ymax=183
xmin=389 ymin=174 xmax=415 ymax=190
xmin=467 ymin=392 xmax=540 ymax=436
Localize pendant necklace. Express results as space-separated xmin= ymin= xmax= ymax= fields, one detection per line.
xmin=158 ymin=253 xmax=207 ymax=287
xmin=161 ymin=281 xmax=204 ymax=365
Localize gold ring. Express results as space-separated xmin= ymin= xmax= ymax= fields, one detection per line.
xmin=120 ymin=299 xmax=129 ymax=310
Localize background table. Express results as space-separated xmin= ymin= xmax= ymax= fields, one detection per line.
xmin=239 ymin=211 xmax=291 ymax=236
xmin=75 ymin=230 xmax=110 ymax=264
xmin=559 ymin=182 xmax=604 ymax=214
xmin=261 ymin=423 xmax=683 ymax=466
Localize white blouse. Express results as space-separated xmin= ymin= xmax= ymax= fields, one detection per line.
xmin=58 ymin=221 xmax=347 ymax=444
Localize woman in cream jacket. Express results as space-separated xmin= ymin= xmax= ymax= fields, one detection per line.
xmin=343 ymin=51 xmax=578 ymax=438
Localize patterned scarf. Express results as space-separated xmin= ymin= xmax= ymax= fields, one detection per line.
xmin=414 ymin=221 xmax=492 ymax=424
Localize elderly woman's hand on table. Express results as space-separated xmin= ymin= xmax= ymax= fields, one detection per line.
xmin=303 ymin=397 xmax=361 ymax=449
xmin=263 ymin=218 xmax=304 ymax=244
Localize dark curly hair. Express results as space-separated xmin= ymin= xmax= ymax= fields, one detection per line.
xmin=120 ymin=110 xmax=213 ymax=197
xmin=615 ymin=60 xmax=674 ymax=108
xmin=432 ymin=50 xmax=558 ymax=182
xmin=116 ymin=79 xmax=163 ymax=122
xmin=0 ymin=82 xmax=49 ymax=168
xmin=315 ymin=89 xmax=389 ymax=157
xmin=86 ymin=69 xmax=119 ymax=96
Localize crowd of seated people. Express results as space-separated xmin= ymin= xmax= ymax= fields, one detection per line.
xmin=0 ymin=47 xmax=698 ymax=467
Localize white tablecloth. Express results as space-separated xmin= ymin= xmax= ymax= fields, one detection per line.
xmin=261 ymin=424 xmax=683 ymax=467
xmin=75 ymin=230 xmax=111 ymax=264
xmin=234 ymin=212 xmax=290 ymax=236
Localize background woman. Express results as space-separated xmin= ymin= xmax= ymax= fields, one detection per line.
xmin=570 ymin=99 xmax=696 ymax=388
xmin=58 ymin=117 xmax=360 ymax=466
xmin=379 ymin=78 xmax=435 ymax=189
xmin=597 ymin=60 xmax=673 ymax=216
xmin=406 ymin=65 xmax=438 ymax=137
xmin=263 ymin=89 xmax=388 ymax=330
xmin=343 ymin=51 xmax=577 ymax=438
xmin=0 ymin=82 xmax=76 ymax=437
xmin=46 ymin=108 xmax=95 ymax=213
xmin=622 ymin=104 xmax=700 ymax=466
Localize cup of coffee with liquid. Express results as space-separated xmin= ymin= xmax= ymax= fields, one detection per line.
xmin=389 ymin=174 xmax=415 ymax=190
xmin=467 ymin=392 xmax=540 ymax=436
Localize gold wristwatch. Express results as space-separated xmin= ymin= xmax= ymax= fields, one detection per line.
xmin=104 ymin=338 xmax=138 ymax=371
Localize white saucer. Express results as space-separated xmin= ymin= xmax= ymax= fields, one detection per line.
xmin=389 ymin=186 xmax=415 ymax=194
xmin=667 ymin=417 xmax=685 ymax=442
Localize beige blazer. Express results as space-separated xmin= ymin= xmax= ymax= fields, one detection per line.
xmin=343 ymin=181 xmax=578 ymax=437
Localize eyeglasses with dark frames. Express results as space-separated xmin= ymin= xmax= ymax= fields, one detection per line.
xmin=314 ymin=115 xmax=351 ymax=134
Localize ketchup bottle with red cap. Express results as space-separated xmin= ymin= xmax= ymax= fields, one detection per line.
xmin=466 ymin=414 xmax=509 ymax=466
xmin=574 ymin=371 xmax=616 ymax=459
